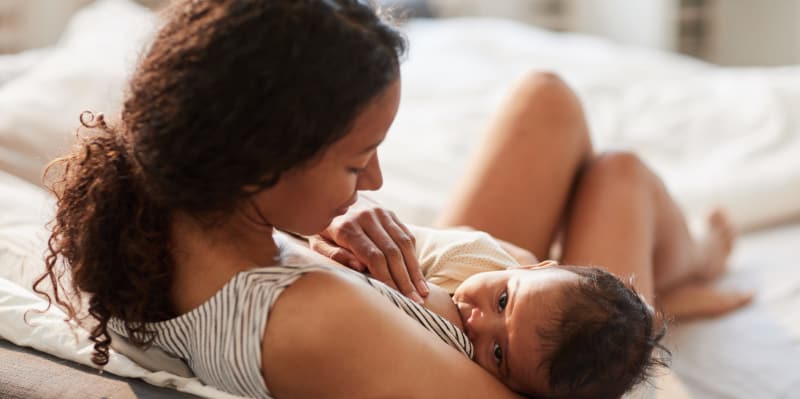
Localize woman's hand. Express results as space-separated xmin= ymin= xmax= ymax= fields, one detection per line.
xmin=308 ymin=198 xmax=429 ymax=304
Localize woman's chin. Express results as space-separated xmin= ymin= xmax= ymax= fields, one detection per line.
xmin=284 ymin=220 xmax=332 ymax=237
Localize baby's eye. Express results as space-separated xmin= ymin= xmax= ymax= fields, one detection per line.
xmin=493 ymin=343 xmax=503 ymax=365
xmin=497 ymin=291 xmax=508 ymax=312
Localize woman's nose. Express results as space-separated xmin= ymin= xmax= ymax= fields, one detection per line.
xmin=356 ymin=154 xmax=383 ymax=191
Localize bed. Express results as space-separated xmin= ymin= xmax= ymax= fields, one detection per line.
xmin=1 ymin=1 xmax=799 ymax=398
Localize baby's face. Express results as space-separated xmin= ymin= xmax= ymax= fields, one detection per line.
xmin=452 ymin=263 xmax=581 ymax=396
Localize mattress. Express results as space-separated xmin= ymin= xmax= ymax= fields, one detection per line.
xmin=0 ymin=339 xmax=200 ymax=399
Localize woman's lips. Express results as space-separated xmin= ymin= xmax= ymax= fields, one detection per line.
xmin=334 ymin=195 xmax=358 ymax=216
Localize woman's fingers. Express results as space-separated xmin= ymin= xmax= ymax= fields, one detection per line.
xmin=387 ymin=211 xmax=429 ymax=296
xmin=358 ymin=211 xmax=424 ymax=304
xmin=308 ymin=235 xmax=366 ymax=271
xmin=313 ymin=202 xmax=426 ymax=304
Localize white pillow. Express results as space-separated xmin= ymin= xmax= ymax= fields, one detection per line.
xmin=0 ymin=47 xmax=51 ymax=87
xmin=0 ymin=0 xmax=155 ymax=187
xmin=0 ymin=170 xmax=53 ymax=290
xmin=0 ymin=168 xmax=197 ymax=380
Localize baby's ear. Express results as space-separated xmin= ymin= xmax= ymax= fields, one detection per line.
xmin=516 ymin=260 xmax=558 ymax=270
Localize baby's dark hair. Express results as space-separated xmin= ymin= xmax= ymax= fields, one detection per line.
xmin=536 ymin=265 xmax=669 ymax=399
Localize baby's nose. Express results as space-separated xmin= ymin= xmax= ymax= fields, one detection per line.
xmin=465 ymin=307 xmax=486 ymax=340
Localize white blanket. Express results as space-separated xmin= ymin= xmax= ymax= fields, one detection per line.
xmin=374 ymin=19 xmax=800 ymax=232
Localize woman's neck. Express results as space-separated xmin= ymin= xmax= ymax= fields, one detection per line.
xmin=168 ymin=210 xmax=280 ymax=314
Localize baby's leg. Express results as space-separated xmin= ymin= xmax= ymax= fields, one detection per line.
xmin=436 ymin=72 xmax=593 ymax=258
xmin=560 ymin=151 xmax=748 ymax=311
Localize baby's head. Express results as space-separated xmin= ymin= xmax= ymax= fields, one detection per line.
xmin=452 ymin=261 xmax=667 ymax=399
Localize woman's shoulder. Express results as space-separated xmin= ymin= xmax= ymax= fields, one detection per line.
xmin=259 ymin=268 xmax=521 ymax=399
xmin=259 ymin=269 xmax=381 ymax=396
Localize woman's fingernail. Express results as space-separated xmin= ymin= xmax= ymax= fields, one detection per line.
xmin=410 ymin=291 xmax=424 ymax=305
xmin=418 ymin=280 xmax=430 ymax=296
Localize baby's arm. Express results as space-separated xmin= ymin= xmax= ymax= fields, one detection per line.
xmin=493 ymin=237 xmax=538 ymax=265
xmin=411 ymin=224 xmax=533 ymax=292
xmin=448 ymin=225 xmax=538 ymax=265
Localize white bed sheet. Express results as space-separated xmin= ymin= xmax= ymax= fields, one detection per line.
xmin=1 ymin=3 xmax=800 ymax=399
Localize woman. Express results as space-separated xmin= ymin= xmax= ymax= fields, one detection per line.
xmin=35 ymin=1 xmax=521 ymax=398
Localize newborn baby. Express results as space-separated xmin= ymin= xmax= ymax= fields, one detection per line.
xmin=411 ymin=226 xmax=664 ymax=399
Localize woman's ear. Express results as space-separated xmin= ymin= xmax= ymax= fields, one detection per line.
xmin=516 ymin=260 xmax=558 ymax=270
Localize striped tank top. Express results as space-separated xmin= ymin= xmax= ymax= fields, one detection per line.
xmin=108 ymin=264 xmax=473 ymax=398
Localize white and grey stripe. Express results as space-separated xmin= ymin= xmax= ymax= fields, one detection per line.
xmin=356 ymin=272 xmax=474 ymax=358
xmin=109 ymin=264 xmax=473 ymax=399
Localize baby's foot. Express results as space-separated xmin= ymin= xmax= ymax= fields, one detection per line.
xmin=693 ymin=210 xmax=735 ymax=281
xmin=660 ymin=281 xmax=753 ymax=320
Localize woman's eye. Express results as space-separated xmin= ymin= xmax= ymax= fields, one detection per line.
xmin=347 ymin=167 xmax=364 ymax=175
xmin=493 ymin=343 xmax=503 ymax=365
xmin=498 ymin=291 xmax=508 ymax=312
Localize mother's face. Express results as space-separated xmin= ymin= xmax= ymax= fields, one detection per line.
xmin=251 ymin=78 xmax=402 ymax=235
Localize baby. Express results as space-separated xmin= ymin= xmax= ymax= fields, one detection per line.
xmin=410 ymin=225 xmax=665 ymax=399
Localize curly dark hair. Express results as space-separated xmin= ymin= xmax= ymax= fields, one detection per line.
xmin=535 ymin=265 xmax=670 ymax=399
xmin=33 ymin=0 xmax=406 ymax=367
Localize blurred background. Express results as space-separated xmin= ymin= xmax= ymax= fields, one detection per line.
xmin=1 ymin=0 xmax=799 ymax=66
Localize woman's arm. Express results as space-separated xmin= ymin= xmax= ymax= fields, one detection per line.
xmin=261 ymin=270 xmax=521 ymax=399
